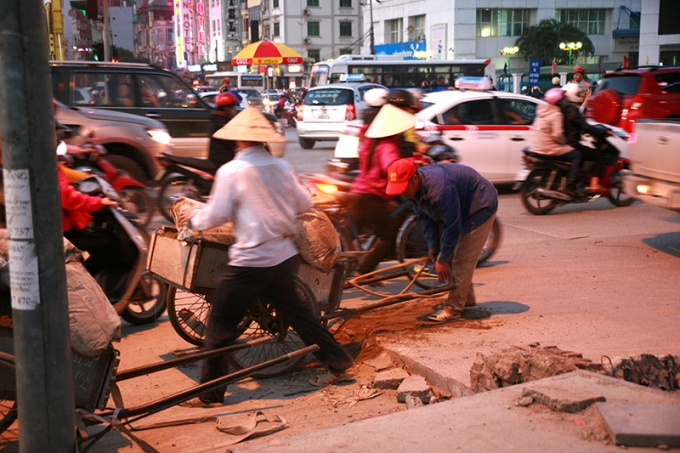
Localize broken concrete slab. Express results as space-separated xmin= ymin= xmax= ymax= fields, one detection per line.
xmin=374 ymin=368 xmax=409 ymax=389
xmin=364 ymin=353 xmax=395 ymax=372
xmin=597 ymin=402 xmax=680 ymax=448
xmin=396 ymin=374 xmax=431 ymax=404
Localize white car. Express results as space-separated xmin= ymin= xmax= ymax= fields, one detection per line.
xmin=198 ymin=91 xmax=249 ymax=109
xmin=296 ymin=82 xmax=386 ymax=149
xmin=416 ymin=90 xmax=544 ymax=184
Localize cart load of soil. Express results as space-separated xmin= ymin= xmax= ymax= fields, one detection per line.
xmin=470 ymin=345 xmax=603 ymax=392
xmin=0 ymin=230 xmax=120 ymax=357
xmin=171 ymin=197 xmax=236 ymax=246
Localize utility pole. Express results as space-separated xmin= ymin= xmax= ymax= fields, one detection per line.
xmin=0 ymin=1 xmax=76 ymax=452
xmin=369 ymin=0 xmax=375 ymax=55
xmin=103 ymin=0 xmax=112 ymax=61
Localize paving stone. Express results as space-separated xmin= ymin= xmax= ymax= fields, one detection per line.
xmin=521 ymin=384 xmax=605 ymax=413
xmin=374 ymin=368 xmax=410 ymax=389
xmin=364 ymin=353 xmax=395 ymax=372
xmin=597 ymin=402 xmax=680 ymax=448
xmin=397 ymin=374 xmax=432 ymax=404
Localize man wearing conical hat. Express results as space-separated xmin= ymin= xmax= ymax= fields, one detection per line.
xmin=346 ymin=104 xmax=415 ymax=277
xmin=177 ymin=107 xmax=354 ymax=406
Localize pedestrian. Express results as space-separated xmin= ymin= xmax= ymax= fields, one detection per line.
xmin=219 ymin=77 xmax=232 ymax=93
xmin=177 ymin=107 xmax=354 ymax=407
xmin=570 ymin=66 xmax=591 ymax=110
xmin=384 ymin=158 xmax=498 ymax=322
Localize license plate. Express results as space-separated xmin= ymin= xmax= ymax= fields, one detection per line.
xmin=515 ymin=169 xmax=531 ymax=181
xmin=314 ymin=110 xmax=329 ymax=120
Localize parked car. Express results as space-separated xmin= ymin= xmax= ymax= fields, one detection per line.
xmin=238 ymin=88 xmax=264 ymax=108
xmin=296 ymin=82 xmax=386 ymax=149
xmin=586 ymin=65 xmax=680 ymax=133
xmin=622 ymin=118 xmax=680 ymax=211
xmin=51 ymin=61 xmax=215 ymax=162
xmin=55 ymin=100 xmax=172 ymax=182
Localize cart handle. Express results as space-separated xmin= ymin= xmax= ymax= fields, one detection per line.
xmin=115 ymin=336 xmax=273 ymax=382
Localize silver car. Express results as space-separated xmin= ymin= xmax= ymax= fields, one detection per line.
xmin=296 ymin=82 xmax=385 ymax=149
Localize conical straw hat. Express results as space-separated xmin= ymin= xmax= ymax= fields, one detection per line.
xmin=213 ymin=106 xmax=286 ymax=143
xmin=365 ymin=104 xmax=416 ymax=139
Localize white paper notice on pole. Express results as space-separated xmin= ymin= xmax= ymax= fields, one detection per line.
xmin=3 ymin=169 xmax=34 ymax=240
xmin=8 ymin=240 xmax=40 ymax=310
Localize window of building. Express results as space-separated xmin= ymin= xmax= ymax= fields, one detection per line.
xmin=339 ymin=48 xmax=352 ymax=56
xmin=307 ymin=0 xmax=319 ymax=6
xmin=339 ymin=21 xmax=352 ymax=37
xmin=409 ymin=15 xmax=425 ymax=41
xmin=308 ymin=49 xmax=320 ymax=63
xmin=386 ymin=18 xmax=403 ymax=44
xmin=273 ymin=0 xmax=279 ymax=8
xmin=212 ymin=20 xmax=216 ymax=36
xmin=555 ymin=9 xmax=606 ymax=35
xmin=273 ymin=22 xmax=280 ymax=37
xmin=308 ymin=21 xmax=320 ymax=36
xmin=340 ymin=0 xmax=351 ymax=7
xmin=476 ymin=9 xmax=530 ymax=37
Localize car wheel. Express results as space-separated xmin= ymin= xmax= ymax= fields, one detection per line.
xmin=105 ymin=154 xmax=147 ymax=183
xmin=299 ymin=138 xmax=315 ymax=149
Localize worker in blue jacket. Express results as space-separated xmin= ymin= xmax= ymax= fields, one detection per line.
xmin=385 ymin=159 xmax=498 ymax=322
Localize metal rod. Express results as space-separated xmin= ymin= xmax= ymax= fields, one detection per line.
xmin=321 ymin=283 xmax=456 ymax=320
xmin=115 ymin=337 xmax=273 ymax=382
xmin=110 ymin=345 xmax=319 ymax=420
xmin=345 ymin=270 xmax=410 ymax=288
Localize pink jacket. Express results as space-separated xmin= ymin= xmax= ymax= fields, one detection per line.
xmin=531 ymin=104 xmax=574 ymax=156
xmin=349 ymin=136 xmax=403 ymax=202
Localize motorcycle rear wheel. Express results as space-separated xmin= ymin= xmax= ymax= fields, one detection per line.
xmin=0 ymin=352 xmax=18 ymax=435
xmin=157 ymin=175 xmax=204 ymax=222
xmin=119 ymin=186 xmax=154 ymax=227
xmin=519 ymin=169 xmax=559 ymax=215
xmin=121 ymin=272 xmax=168 ymax=325
xmin=607 ymin=168 xmax=635 ymax=207
xmin=166 ymin=276 xmax=319 ymax=378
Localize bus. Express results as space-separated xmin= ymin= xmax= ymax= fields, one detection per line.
xmin=308 ymin=55 xmax=496 ymax=89
xmin=205 ymin=71 xmax=265 ymax=92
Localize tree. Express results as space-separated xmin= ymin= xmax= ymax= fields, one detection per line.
xmin=515 ymin=19 xmax=595 ymax=66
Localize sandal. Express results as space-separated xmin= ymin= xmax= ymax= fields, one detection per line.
xmin=427 ymin=309 xmax=461 ymax=323
xmin=179 ymin=397 xmax=223 ymax=408
xmin=309 ymin=372 xmax=354 ymax=387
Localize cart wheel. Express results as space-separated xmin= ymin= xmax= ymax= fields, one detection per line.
xmin=166 ymin=286 xmax=211 ymax=346
xmin=0 ymin=352 xmax=18 ymax=434
xmin=230 ymin=276 xmax=319 ymax=378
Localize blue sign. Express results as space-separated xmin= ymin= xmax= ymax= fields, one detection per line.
xmin=528 ymin=59 xmax=541 ymax=86
xmin=374 ymin=40 xmax=428 ymax=60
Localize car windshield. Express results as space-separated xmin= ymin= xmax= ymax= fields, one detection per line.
xmin=594 ymin=75 xmax=641 ymax=96
xmin=304 ymin=89 xmax=353 ymax=106
xmin=420 ymin=101 xmax=434 ymax=109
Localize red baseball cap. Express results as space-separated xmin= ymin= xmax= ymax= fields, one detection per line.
xmin=385 ymin=159 xmax=416 ymax=195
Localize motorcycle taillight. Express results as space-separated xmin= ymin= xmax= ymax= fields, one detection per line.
xmin=345 ymin=103 xmax=356 ymax=121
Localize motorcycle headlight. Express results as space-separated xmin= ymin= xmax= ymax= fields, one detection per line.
xmin=147 ymin=128 xmax=172 ymax=145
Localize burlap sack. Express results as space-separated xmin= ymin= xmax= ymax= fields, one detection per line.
xmin=171 ymin=197 xmax=236 ymax=245
xmin=294 ymin=210 xmax=340 ymax=271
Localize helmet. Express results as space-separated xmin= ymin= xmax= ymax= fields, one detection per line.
xmin=544 ymin=88 xmax=565 ymax=105
xmin=364 ymin=87 xmax=389 ymax=107
xmin=551 ymin=76 xmax=561 ymax=86
xmin=427 ymin=144 xmax=458 ymax=163
xmin=573 ymin=65 xmax=585 ymax=75
xmin=215 ymin=92 xmax=238 ymax=107
xmin=563 ymin=83 xmax=587 ymax=103
xmin=387 ymin=89 xmax=415 ymax=111
xmin=521 ymin=86 xmax=528 ymax=93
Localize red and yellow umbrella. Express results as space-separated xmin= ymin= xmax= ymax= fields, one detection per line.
xmin=231 ymin=40 xmax=303 ymax=66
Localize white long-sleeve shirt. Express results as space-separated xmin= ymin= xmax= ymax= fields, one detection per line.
xmin=188 ymin=146 xmax=312 ymax=267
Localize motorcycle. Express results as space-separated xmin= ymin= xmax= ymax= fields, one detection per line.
xmin=279 ymin=103 xmax=299 ymax=128
xmin=155 ymin=153 xmax=217 ymax=222
xmin=73 ymin=175 xmax=168 ymax=325
xmin=62 ymin=138 xmax=154 ymax=226
xmin=514 ymin=125 xmax=635 ymax=215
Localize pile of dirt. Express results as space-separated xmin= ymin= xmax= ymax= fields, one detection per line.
xmin=470 ymin=344 xmax=603 ymax=392
xmin=610 ymin=354 xmax=680 ymax=391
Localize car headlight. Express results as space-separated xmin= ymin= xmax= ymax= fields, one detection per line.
xmin=147 ymin=128 xmax=172 ymax=145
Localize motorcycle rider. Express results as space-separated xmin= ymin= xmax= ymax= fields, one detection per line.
xmin=346 ymin=104 xmax=415 ymax=277
xmin=560 ymin=82 xmax=611 ymax=193
xmin=531 ymin=88 xmax=582 ymax=196
xmin=208 ymin=92 xmax=239 ymax=169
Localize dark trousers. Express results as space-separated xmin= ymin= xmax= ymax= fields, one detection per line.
xmin=557 ymin=149 xmax=583 ymax=181
xmin=346 ymin=194 xmax=401 ymax=274
xmin=574 ymin=143 xmax=604 ymax=178
xmin=64 ymin=229 xmax=125 ymax=277
xmin=199 ymin=255 xmax=353 ymax=403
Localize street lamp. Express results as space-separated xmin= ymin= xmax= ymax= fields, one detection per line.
xmin=559 ymin=41 xmax=582 ymax=65
xmin=499 ymin=46 xmax=519 ymax=69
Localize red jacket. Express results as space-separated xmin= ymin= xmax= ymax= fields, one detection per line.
xmin=59 ymin=168 xmax=103 ymax=231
